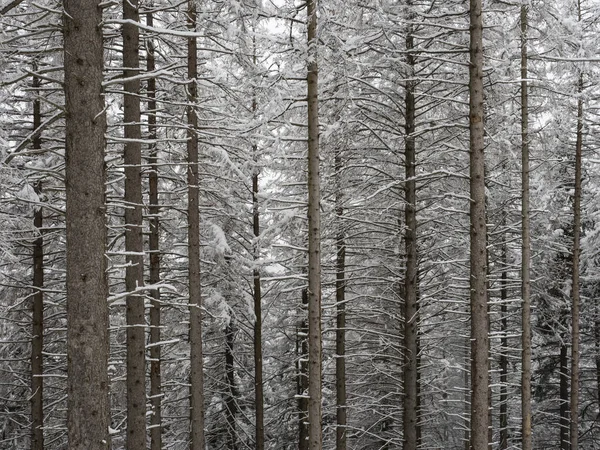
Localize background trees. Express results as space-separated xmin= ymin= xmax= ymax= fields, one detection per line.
xmin=3 ymin=0 xmax=600 ymax=448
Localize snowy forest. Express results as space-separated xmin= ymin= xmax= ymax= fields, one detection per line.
xmin=0 ymin=0 xmax=599 ymax=448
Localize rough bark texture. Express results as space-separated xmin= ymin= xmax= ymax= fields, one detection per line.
xmin=468 ymin=0 xmax=489 ymax=447
xmin=335 ymin=151 xmax=347 ymax=450
xmin=252 ymin=160 xmax=265 ymax=450
xmin=520 ymin=5 xmax=532 ymax=450
xmin=306 ymin=0 xmax=322 ymax=448
xmin=403 ymin=8 xmax=419 ymax=449
xmin=31 ymin=72 xmax=44 ymax=450
xmin=188 ymin=0 xmax=206 ymax=447
xmin=63 ymin=0 xmax=110 ymax=444
xmin=570 ymin=72 xmax=583 ymax=450
xmin=123 ymin=0 xmax=146 ymax=444
xmin=147 ymin=12 xmax=162 ymax=450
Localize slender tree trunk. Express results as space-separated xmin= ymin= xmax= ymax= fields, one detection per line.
xmin=225 ymin=322 xmax=238 ymax=450
xmin=306 ymin=0 xmax=322 ymax=448
xmin=520 ymin=6 xmax=532 ymax=450
xmin=188 ymin=0 xmax=205 ymax=446
xmin=335 ymin=150 xmax=347 ymax=450
xmin=403 ymin=6 xmax=419 ymax=447
xmin=252 ymin=146 xmax=265 ymax=450
xmin=560 ymin=343 xmax=569 ymax=450
xmin=298 ymin=286 xmax=309 ymax=450
xmin=464 ymin=337 xmax=470 ymax=450
xmin=123 ymin=0 xmax=146 ymax=444
xmin=570 ymin=71 xmax=583 ymax=450
xmin=499 ymin=227 xmax=509 ymax=450
xmin=469 ymin=0 xmax=489 ymax=447
xmin=146 ymin=12 xmax=162 ymax=450
xmin=31 ymin=71 xmax=44 ymax=450
xmin=63 ymin=0 xmax=110 ymax=443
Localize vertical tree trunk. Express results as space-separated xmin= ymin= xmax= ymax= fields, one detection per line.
xmin=468 ymin=0 xmax=489 ymax=447
xmin=306 ymin=0 xmax=322 ymax=449
xmin=298 ymin=286 xmax=310 ymax=450
xmin=31 ymin=71 xmax=44 ymax=450
xmin=499 ymin=227 xmax=509 ymax=450
xmin=188 ymin=0 xmax=205 ymax=447
xmin=146 ymin=11 xmax=162 ymax=450
xmin=335 ymin=150 xmax=347 ymax=450
xmin=520 ymin=5 xmax=532 ymax=450
xmin=63 ymin=0 xmax=110 ymax=443
xmin=570 ymin=71 xmax=583 ymax=450
xmin=560 ymin=343 xmax=569 ymax=450
xmin=225 ymin=322 xmax=238 ymax=450
xmin=252 ymin=145 xmax=265 ymax=450
xmin=123 ymin=0 xmax=146 ymax=444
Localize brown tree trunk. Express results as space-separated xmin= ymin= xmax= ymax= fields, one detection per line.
xmin=31 ymin=71 xmax=44 ymax=450
xmin=570 ymin=71 xmax=583 ymax=450
xmin=335 ymin=151 xmax=347 ymax=450
xmin=520 ymin=6 xmax=532 ymax=450
xmin=468 ymin=0 xmax=489 ymax=447
xmin=403 ymin=5 xmax=419 ymax=448
xmin=63 ymin=0 xmax=110 ymax=443
xmin=146 ymin=11 xmax=162 ymax=450
xmin=188 ymin=0 xmax=205 ymax=447
xmin=123 ymin=0 xmax=146 ymax=444
xmin=252 ymin=150 xmax=265 ymax=450
xmin=306 ymin=0 xmax=322 ymax=448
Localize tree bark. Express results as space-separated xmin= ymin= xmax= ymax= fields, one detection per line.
xmin=468 ymin=0 xmax=489 ymax=447
xmin=188 ymin=0 xmax=205 ymax=447
xmin=335 ymin=150 xmax=347 ymax=450
xmin=63 ymin=0 xmax=110 ymax=443
xmin=306 ymin=0 xmax=322 ymax=448
xmin=31 ymin=71 xmax=44 ymax=450
xmin=520 ymin=6 xmax=532 ymax=450
xmin=570 ymin=71 xmax=583 ymax=450
xmin=146 ymin=11 xmax=162 ymax=450
xmin=123 ymin=0 xmax=146 ymax=443
xmin=298 ymin=286 xmax=309 ymax=450
xmin=499 ymin=226 xmax=509 ymax=450
xmin=403 ymin=5 xmax=419 ymax=448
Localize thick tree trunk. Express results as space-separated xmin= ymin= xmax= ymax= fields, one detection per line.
xmin=570 ymin=71 xmax=583 ymax=450
xmin=520 ymin=6 xmax=532 ymax=450
xmin=335 ymin=151 xmax=347 ymax=450
xmin=146 ymin=12 xmax=162 ymax=450
xmin=468 ymin=0 xmax=489 ymax=447
xmin=188 ymin=0 xmax=205 ymax=447
xmin=403 ymin=7 xmax=419 ymax=448
xmin=63 ymin=0 xmax=110 ymax=444
xmin=306 ymin=0 xmax=322 ymax=449
xmin=252 ymin=155 xmax=265 ymax=450
xmin=123 ymin=0 xmax=146 ymax=444
xmin=31 ymin=71 xmax=44 ymax=450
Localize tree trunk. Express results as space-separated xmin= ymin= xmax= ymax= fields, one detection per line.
xmin=123 ymin=0 xmax=146 ymax=444
xmin=570 ymin=71 xmax=583 ymax=450
xmin=252 ymin=149 xmax=265 ymax=450
xmin=403 ymin=5 xmax=419 ymax=448
xmin=499 ymin=228 xmax=509 ymax=450
xmin=63 ymin=0 xmax=110 ymax=443
xmin=468 ymin=0 xmax=489 ymax=447
xmin=188 ymin=0 xmax=205 ymax=447
xmin=306 ymin=0 xmax=322 ymax=449
xmin=520 ymin=6 xmax=532 ymax=450
xmin=146 ymin=11 xmax=162 ymax=450
xmin=31 ymin=71 xmax=44 ymax=450
xmin=335 ymin=150 xmax=347 ymax=450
